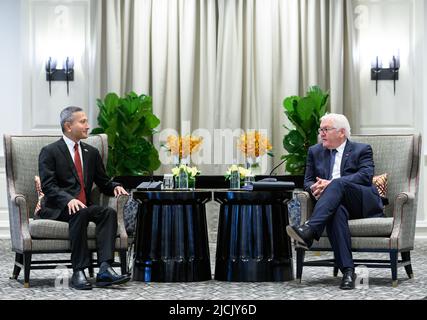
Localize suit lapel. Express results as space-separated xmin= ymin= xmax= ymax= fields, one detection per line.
xmin=57 ymin=138 xmax=80 ymax=182
xmin=340 ymin=139 xmax=353 ymax=174
xmin=81 ymin=142 xmax=90 ymax=187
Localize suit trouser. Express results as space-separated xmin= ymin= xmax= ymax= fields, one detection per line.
xmin=58 ymin=205 xmax=117 ymax=270
xmin=307 ymin=179 xmax=378 ymax=271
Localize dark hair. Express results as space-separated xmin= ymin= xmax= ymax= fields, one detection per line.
xmin=60 ymin=106 xmax=83 ymax=132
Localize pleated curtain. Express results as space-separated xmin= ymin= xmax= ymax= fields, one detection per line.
xmin=90 ymin=0 xmax=359 ymax=174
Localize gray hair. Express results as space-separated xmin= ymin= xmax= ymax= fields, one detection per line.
xmin=320 ymin=113 xmax=351 ymax=138
xmin=60 ymin=106 xmax=83 ymax=132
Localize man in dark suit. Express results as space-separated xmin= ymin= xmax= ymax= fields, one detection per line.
xmin=286 ymin=113 xmax=383 ymax=290
xmin=38 ymin=106 xmax=130 ymax=290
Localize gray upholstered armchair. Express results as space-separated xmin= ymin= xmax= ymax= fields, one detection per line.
xmin=3 ymin=134 xmax=129 ymax=288
xmin=294 ymin=134 xmax=421 ymax=287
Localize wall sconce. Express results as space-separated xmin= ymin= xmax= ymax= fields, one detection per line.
xmin=45 ymin=56 xmax=74 ymax=96
xmin=370 ymin=54 xmax=400 ymax=95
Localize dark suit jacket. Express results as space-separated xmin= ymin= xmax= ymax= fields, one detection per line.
xmin=304 ymin=139 xmax=383 ymax=218
xmin=38 ymin=138 xmax=120 ymax=220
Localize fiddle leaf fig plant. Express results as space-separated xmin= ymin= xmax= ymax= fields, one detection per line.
xmin=91 ymin=91 xmax=161 ymax=176
xmin=281 ymin=85 xmax=329 ymax=174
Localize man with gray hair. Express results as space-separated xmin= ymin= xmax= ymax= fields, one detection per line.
xmin=38 ymin=106 xmax=130 ymax=290
xmin=286 ymin=113 xmax=384 ymax=290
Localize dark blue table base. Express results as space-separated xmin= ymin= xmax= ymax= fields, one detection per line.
xmin=133 ymin=259 xmax=211 ymax=282
xmin=132 ymin=191 xmax=212 ymax=282
xmin=215 ymin=258 xmax=294 ymax=282
xmin=214 ymin=191 xmax=294 ymax=282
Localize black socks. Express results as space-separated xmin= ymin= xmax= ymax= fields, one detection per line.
xmin=99 ymin=261 xmax=111 ymax=273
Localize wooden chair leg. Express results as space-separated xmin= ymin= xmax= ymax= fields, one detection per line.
xmin=296 ymin=248 xmax=305 ymax=283
xmin=10 ymin=253 xmax=23 ymax=280
xmin=390 ymin=250 xmax=398 ymax=287
xmin=23 ymin=252 xmax=32 ymax=288
xmin=120 ymin=250 xmax=128 ymax=275
xmin=401 ymin=251 xmax=413 ymax=279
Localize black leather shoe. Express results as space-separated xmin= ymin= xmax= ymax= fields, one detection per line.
xmin=340 ymin=269 xmax=357 ymax=290
xmin=95 ymin=267 xmax=131 ymax=287
xmin=71 ymin=270 xmax=92 ymax=290
xmin=286 ymin=223 xmax=315 ymax=250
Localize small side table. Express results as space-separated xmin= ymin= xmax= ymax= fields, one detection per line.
xmin=132 ymin=190 xmax=212 ymax=282
xmin=213 ymin=190 xmax=294 ymax=282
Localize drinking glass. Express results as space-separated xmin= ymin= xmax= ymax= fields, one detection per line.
xmin=230 ymin=169 xmax=240 ymax=189
xmin=244 ymin=174 xmax=255 ymax=186
xmin=163 ymin=174 xmax=174 ymax=189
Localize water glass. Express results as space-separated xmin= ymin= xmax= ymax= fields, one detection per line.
xmin=178 ymin=167 xmax=189 ymax=189
xmin=163 ymin=174 xmax=174 ymax=189
xmin=230 ymin=169 xmax=240 ymax=189
xmin=244 ymin=174 xmax=255 ymax=186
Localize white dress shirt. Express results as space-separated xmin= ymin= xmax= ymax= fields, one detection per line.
xmin=63 ymin=135 xmax=84 ymax=173
xmin=331 ymin=140 xmax=347 ymax=180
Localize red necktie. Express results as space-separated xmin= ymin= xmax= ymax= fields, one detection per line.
xmin=74 ymin=143 xmax=86 ymax=205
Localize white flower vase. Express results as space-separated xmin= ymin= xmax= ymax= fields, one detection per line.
xmin=180 ymin=155 xmax=190 ymax=166
xmin=173 ymin=155 xmax=180 ymax=167
xmin=246 ymin=157 xmax=262 ymax=176
xmin=173 ymin=155 xmax=190 ymax=168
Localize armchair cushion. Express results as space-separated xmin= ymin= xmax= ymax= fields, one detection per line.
xmin=29 ymin=219 xmax=120 ymax=240
xmin=321 ymin=217 xmax=394 ymax=237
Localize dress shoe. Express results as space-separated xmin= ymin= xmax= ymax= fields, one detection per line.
xmin=286 ymin=223 xmax=315 ymax=250
xmin=95 ymin=266 xmax=131 ymax=287
xmin=71 ymin=270 xmax=92 ymax=290
xmin=340 ymin=269 xmax=357 ymax=290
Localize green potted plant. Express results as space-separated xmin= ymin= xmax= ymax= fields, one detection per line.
xmin=91 ymin=91 xmax=161 ymax=177
xmin=281 ymin=86 xmax=329 ymax=175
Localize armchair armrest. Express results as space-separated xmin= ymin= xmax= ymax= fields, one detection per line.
xmin=8 ymin=192 xmax=32 ymax=252
xmin=295 ymin=191 xmax=314 ymax=224
xmin=100 ymin=193 xmax=129 ymax=250
xmin=389 ymin=192 xmax=417 ymax=250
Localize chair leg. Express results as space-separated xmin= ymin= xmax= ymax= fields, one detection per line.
xmin=390 ymin=250 xmax=398 ymax=287
xmin=333 ymin=266 xmax=339 ymax=277
xmin=10 ymin=253 xmax=23 ymax=280
xmin=119 ymin=250 xmax=128 ymax=275
xmin=127 ymin=240 xmax=135 ymax=274
xmin=23 ymin=252 xmax=32 ymax=288
xmin=88 ymin=252 xmax=95 ymax=278
xmin=401 ymin=251 xmax=413 ymax=279
xmin=296 ymin=248 xmax=305 ymax=283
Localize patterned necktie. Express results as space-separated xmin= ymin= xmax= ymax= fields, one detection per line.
xmin=329 ymin=149 xmax=337 ymax=180
xmin=74 ymin=143 xmax=86 ymax=205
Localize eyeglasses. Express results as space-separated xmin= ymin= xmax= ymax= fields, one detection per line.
xmin=318 ymin=127 xmax=337 ymax=134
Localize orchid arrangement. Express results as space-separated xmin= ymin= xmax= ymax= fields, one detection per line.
xmin=163 ymin=135 xmax=203 ymax=159
xmin=237 ymin=130 xmax=273 ymax=160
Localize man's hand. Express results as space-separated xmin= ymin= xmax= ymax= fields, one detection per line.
xmin=114 ymin=186 xmax=129 ymax=197
xmin=67 ymin=199 xmax=87 ymax=215
xmin=310 ymin=177 xmax=332 ymax=200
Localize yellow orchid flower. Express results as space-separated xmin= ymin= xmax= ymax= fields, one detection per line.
xmin=164 ymin=135 xmax=203 ymax=158
xmin=238 ymin=130 xmax=273 ymax=158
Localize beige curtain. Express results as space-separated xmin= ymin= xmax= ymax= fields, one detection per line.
xmin=90 ymin=0 xmax=358 ymax=174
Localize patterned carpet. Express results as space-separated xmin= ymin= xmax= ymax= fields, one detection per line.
xmin=1 ymin=237 xmax=427 ymax=301
xmin=1 ymin=202 xmax=426 ymax=301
